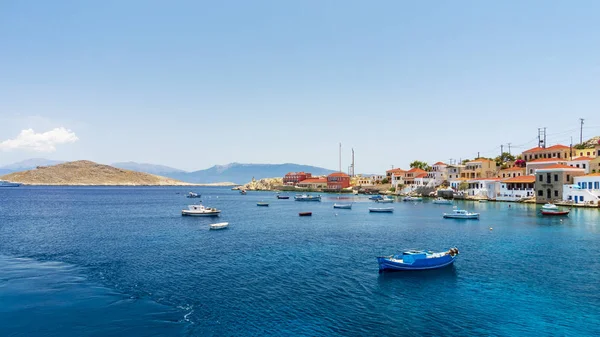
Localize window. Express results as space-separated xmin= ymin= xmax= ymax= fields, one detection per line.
xmin=581 ymin=196 xmax=585 ymax=202
xmin=583 ymin=164 xmax=586 ymax=169
xmin=595 ymin=182 xmax=599 ymax=190
xmin=554 ymin=174 xmax=558 ymax=182
xmin=554 ymin=190 xmax=559 ymax=197
xmin=582 ymin=182 xmax=587 ymax=189
xmin=576 ymin=164 xmax=580 ymax=168
xmin=568 ymin=195 xmax=572 ymax=200
xmin=587 ymin=152 xmax=590 ymax=156
xmin=538 ymin=190 xmax=543 ymax=196
xmin=539 ymin=175 xmax=543 ymax=182
xmin=558 ymin=153 xmax=561 ymax=158
xmin=567 ymin=174 xmax=570 ymax=182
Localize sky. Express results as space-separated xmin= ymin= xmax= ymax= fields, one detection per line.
xmin=1 ymin=0 xmax=600 ymax=173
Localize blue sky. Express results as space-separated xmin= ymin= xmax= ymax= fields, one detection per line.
xmin=1 ymin=0 xmax=599 ymax=173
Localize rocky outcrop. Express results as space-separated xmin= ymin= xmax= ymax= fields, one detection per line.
xmin=241 ymin=177 xmax=283 ymax=191
xmin=0 ymin=160 xmax=198 ymax=186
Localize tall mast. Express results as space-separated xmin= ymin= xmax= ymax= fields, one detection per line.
xmin=339 ymin=142 xmax=342 ymax=172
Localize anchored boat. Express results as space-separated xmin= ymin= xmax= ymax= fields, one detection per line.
xmin=210 ymin=222 xmax=229 ymax=230
xmin=257 ymin=202 xmax=269 ymax=207
xmin=0 ymin=180 xmax=21 ymax=187
xmin=432 ymin=197 xmax=452 ymax=205
xmin=443 ymin=208 xmax=479 ymax=219
xmin=541 ymin=210 xmax=570 ymax=216
xmin=403 ymin=196 xmax=423 ymax=202
xmin=299 ymin=212 xmax=312 ymax=216
xmin=294 ymin=194 xmax=321 ymax=201
xmin=181 ymin=204 xmax=221 ymax=217
xmin=376 ymin=196 xmax=394 ymax=203
xmin=333 ymin=203 xmax=352 ymax=209
xmin=369 ymin=207 xmax=394 ymax=213
xmin=186 ymin=192 xmax=201 ymax=198
xmin=377 ymin=248 xmax=459 ymax=271
xmin=277 ymin=195 xmax=290 ymax=199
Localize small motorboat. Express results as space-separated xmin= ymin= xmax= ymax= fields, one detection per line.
xmin=443 ymin=208 xmax=479 ymax=219
xmin=376 ymin=196 xmax=394 ymax=203
xmin=277 ymin=195 xmax=290 ymax=199
xmin=186 ymin=192 xmax=201 ymax=198
xmin=432 ymin=197 xmax=452 ymax=205
xmin=353 ymin=190 xmax=359 ymax=195
xmin=299 ymin=212 xmax=312 ymax=216
xmin=257 ymin=202 xmax=269 ymax=207
xmin=333 ymin=203 xmax=352 ymax=209
xmin=369 ymin=195 xmax=384 ymax=201
xmin=294 ymin=194 xmax=321 ymax=201
xmin=541 ymin=210 xmax=570 ymax=216
xmin=240 ymin=189 xmax=247 ymax=195
xmin=542 ymin=203 xmax=558 ymax=210
xmin=478 ymin=199 xmax=488 ymax=203
xmin=403 ymin=196 xmax=423 ymax=202
xmin=210 ymin=222 xmax=229 ymax=230
xmin=182 ymin=204 xmax=221 ymax=217
xmin=0 ymin=180 xmax=21 ymax=187
xmin=377 ymin=248 xmax=459 ymax=271
xmin=369 ymin=207 xmax=394 ymax=213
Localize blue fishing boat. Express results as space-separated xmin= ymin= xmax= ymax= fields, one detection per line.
xmin=294 ymin=194 xmax=321 ymax=201
xmin=377 ymin=248 xmax=459 ymax=271
xmin=369 ymin=195 xmax=383 ymax=201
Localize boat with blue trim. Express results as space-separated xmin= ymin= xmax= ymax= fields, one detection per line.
xmin=377 ymin=248 xmax=459 ymax=271
xmin=369 ymin=195 xmax=383 ymax=200
xmin=0 ymin=180 xmax=21 ymax=187
xmin=369 ymin=207 xmax=394 ymax=213
xmin=186 ymin=192 xmax=201 ymax=198
xmin=294 ymin=194 xmax=321 ymax=201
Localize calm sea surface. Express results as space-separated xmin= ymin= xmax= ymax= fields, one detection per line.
xmin=0 ymin=187 xmax=599 ymax=336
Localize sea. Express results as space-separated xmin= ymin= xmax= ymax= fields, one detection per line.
xmin=0 ymin=186 xmax=598 ymax=336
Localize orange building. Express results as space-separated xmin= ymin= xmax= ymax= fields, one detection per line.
xmin=327 ymin=172 xmax=351 ymax=190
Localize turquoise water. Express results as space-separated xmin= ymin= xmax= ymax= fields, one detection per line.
xmin=0 ymin=187 xmax=599 ymax=336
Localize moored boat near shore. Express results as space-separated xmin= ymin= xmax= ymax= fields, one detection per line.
xmin=443 ymin=209 xmax=479 ymax=219
xmin=0 ymin=180 xmax=21 ymax=187
xmin=432 ymin=197 xmax=452 ymax=205
xmin=333 ymin=203 xmax=352 ymax=209
xmin=181 ymin=204 xmax=221 ymax=216
xmin=377 ymin=248 xmax=459 ymax=271
xmin=369 ymin=207 xmax=394 ymax=213
xmin=541 ymin=210 xmax=570 ymax=216
xmin=210 ymin=222 xmax=229 ymax=230
xmin=294 ymin=194 xmax=321 ymax=201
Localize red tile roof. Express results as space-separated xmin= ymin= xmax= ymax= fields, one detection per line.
xmin=433 ymin=162 xmax=447 ymax=166
xmin=570 ymin=156 xmax=594 ymax=161
xmin=386 ymin=168 xmax=405 ymax=174
xmin=415 ymin=173 xmax=428 ymax=178
xmin=523 ymin=145 xmax=570 ymax=153
xmin=582 ymin=173 xmax=600 ymax=177
xmin=407 ymin=168 xmax=427 ymax=174
xmin=299 ymin=178 xmax=327 ymax=184
xmin=468 ymin=178 xmax=501 ymax=181
xmin=468 ymin=158 xmax=495 ymax=163
xmin=501 ymin=166 xmax=525 ymax=171
xmin=527 ymin=158 xmax=566 ymax=163
xmin=328 ymin=172 xmax=350 ymax=178
xmin=502 ymin=175 xmax=535 ymax=183
xmin=536 ymin=164 xmax=585 ymax=171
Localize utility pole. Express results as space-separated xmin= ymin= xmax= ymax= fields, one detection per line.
xmin=338 ymin=142 xmax=342 ymax=173
xmin=580 ymin=118 xmax=585 ymax=144
xmin=500 ymin=145 xmax=504 ymax=156
xmin=477 ymin=152 xmax=480 ymax=158
xmin=570 ymin=136 xmax=573 ymax=159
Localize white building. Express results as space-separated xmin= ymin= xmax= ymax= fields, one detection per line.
xmin=525 ymin=158 xmax=567 ymax=175
xmin=567 ymin=156 xmax=593 ymax=174
xmin=563 ymin=173 xmax=600 ymax=205
xmin=446 ymin=164 xmax=465 ymax=180
xmin=497 ymin=175 xmax=535 ymax=202
xmin=426 ymin=162 xmax=448 ymax=186
xmin=466 ymin=178 xmax=501 ymax=199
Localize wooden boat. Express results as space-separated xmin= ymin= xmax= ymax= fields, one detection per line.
xmin=257 ymin=202 xmax=269 ymax=207
xmin=432 ymin=197 xmax=452 ymax=205
xmin=299 ymin=212 xmax=312 ymax=216
xmin=277 ymin=195 xmax=290 ymax=199
xmin=209 ymin=222 xmax=229 ymax=230
xmin=377 ymin=248 xmax=459 ymax=271
xmin=186 ymin=192 xmax=201 ymax=198
xmin=443 ymin=208 xmax=479 ymax=219
xmin=294 ymin=194 xmax=321 ymax=201
xmin=541 ymin=210 xmax=570 ymax=216
xmin=181 ymin=204 xmax=221 ymax=217
xmin=333 ymin=203 xmax=352 ymax=209
xmin=369 ymin=207 xmax=394 ymax=213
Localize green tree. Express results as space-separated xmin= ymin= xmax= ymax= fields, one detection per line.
xmin=458 ymin=181 xmax=469 ymax=191
xmin=494 ymin=152 xmax=516 ymax=166
xmin=410 ymin=160 xmax=431 ymax=171
xmin=461 ymin=159 xmax=471 ymax=165
xmin=381 ymin=178 xmax=389 ymax=184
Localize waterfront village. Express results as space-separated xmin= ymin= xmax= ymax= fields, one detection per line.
xmin=245 ymin=137 xmax=600 ymax=207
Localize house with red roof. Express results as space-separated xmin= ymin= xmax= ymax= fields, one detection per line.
xmin=534 ymin=164 xmax=585 ymax=203
xmin=567 ymin=156 xmax=594 ymax=174
xmin=466 ymin=178 xmax=501 ymax=199
xmin=498 ymin=175 xmax=536 ymax=201
xmin=326 ymin=172 xmax=350 ymax=190
xmin=462 ymin=158 xmax=497 ymax=179
xmin=522 ymin=144 xmax=571 ymax=162
xmin=296 ymin=177 xmax=327 ymax=189
xmin=283 ymin=172 xmax=312 ymax=186
xmin=426 ymin=162 xmax=448 ymax=185
xmin=564 ymin=173 xmax=600 ymax=205
xmin=525 ymin=158 xmax=568 ymax=175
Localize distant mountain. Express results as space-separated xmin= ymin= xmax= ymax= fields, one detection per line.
xmin=0 ymin=158 xmax=65 ymax=173
xmin=112 ymin=162 xmax=186 ymax=175
xmin=165 ymin=163 xmax=336 ymax=184
xmin=0 ymin=160 xmax=195 ymax=186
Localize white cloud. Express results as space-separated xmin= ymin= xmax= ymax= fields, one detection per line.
xmin=0 ymin=127 xmax=79 ymax=152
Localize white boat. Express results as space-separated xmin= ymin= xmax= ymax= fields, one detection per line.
xmin=403 ymin=196 xmax=423 ymax=202
xmin=443 ymin=209 xmax=479 ymax=219
xmin=542 ymin=203 xmax=558 ymax=210
xmin=240 ymin=189 xmax=247 ymax=195
xmin=210 ymin=222 xmax=229 ymax=230
xmin=369 ymin=207 xmax=394 ymax=213
xmin=294 ymin=194 xmax=321 ymax=201
xmin=376 ymin=196 xmax=394 ymax=203
xmin=432 ymin=197 xmax=452 ymax=205
xmin=333 ymin=203 xmax=352 ymax=209
xmin=0 ymin=180 xmax=21 ymax=187
xmin=181 ymin=204 xmax=221 ymax=217
xmin=186 ymin=192 xmax=201 ymax=198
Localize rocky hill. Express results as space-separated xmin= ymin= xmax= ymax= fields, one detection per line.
xmin=240 ymin=177 xmax=284 ymax=191
xmin=0 ymin=160 xmax=197 ymax=186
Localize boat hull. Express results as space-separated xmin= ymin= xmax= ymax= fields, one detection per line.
xmin=377 ymin=255 xmax=456 ymax=271
xmin=541 ymin=210 xmax=569 ymax=216
xmin=294 ymin=198 xmax=321 ymax=201
xmin=333 ymin=204 xmax=352 ymax=209
xmin=182 ymin=211 xmax=221 ymax=217
xmin=443 ymin=214 xmax=479 ymax=219
xmin=210 ymin=222 xmax=229 ymax=230
xmin=257 ymin=203 xmax=269 ymax=207
xmin=299 ymin=212 xmax=312 ymax=216
xmin=369 ymin=208 xmax=394 ymax=213
xmin=277 ymin=196 xmax=290 ymax=199
xmin=0 ymin=183 xmax=21 ymax=187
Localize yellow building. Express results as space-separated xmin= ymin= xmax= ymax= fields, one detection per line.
xmin=521 ymin=144 xmax=571 ymax=161
xmin=461 ymin=158 xmax=497 ymax=179
xmin=498 ymin=166 xmax=526 ymax=179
